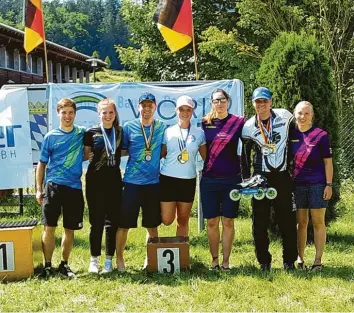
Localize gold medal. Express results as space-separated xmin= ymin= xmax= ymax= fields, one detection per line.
xmin=266 ymin=143 xmax=276 ymax=153
xmin=181 ymin=149 xmax=189 ymax=162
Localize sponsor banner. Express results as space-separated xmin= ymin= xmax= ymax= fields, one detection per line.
xmin=0 ymin=88 xmax=34 ymax=189
xmin=48 ymin=80 xmax=244 ymax=130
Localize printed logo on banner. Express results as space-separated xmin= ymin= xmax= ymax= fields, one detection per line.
xmin=0 ymin=125 xmax=22 ymax=160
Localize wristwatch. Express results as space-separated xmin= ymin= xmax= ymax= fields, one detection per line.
xmin=326 ymin=183 xmax=333 ymax=187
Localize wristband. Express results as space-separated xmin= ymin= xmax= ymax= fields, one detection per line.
xmin=326 ymin=183 xmax=333 ymax=187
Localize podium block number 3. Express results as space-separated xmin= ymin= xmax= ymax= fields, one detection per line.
xmin=0 ymin=242 xmax=15 ymax=272
xmin=157 ymin=248 xmax=180 ymax=274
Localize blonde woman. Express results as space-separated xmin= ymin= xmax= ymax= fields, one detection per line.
xmin=200 ymin=88 xmax=245 ymax=270
xmin=84 ymin=99 xmax=123 ymax=274
xmin=291 ymin=101 xmax=333 ymax=271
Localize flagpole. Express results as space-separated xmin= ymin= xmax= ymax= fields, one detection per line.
xmin=191 ymin=1 xmax=198 ymax=81
xmin=41 ymin=2 xmax=49 ymax=84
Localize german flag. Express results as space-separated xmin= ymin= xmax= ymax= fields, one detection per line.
xmin=153 ymin=0 xmax=193 ymax=53
xmin=24 ymin=0 xmax=44 ymax=54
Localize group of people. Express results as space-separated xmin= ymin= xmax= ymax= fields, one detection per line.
xmin=35 ymin=86 xmax=333 ymax=278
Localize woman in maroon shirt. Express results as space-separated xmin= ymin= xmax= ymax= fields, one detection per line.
xmin=201 ymin=88 xmax=245 ymax=270
xmin=291 ymin=101 xmax=333 ymax=271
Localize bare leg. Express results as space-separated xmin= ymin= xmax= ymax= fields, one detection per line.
xmin=221 ymin=217 xmax=235 ymax=268
xmin=42 ymin=226 xmax=56 ymax=263
xmin=161 ymin=202 xmax=177 ymax=226
xmin=296 ymin=209 xmax=309 ymax=263
xmin=143 ymin=227 xmax=158 ymax=268
xmin=176 ymin=202 xmax=193 ymax=237
xmin=207 ymin=217 xmax=220 ymax=267
xmin=311 ymin=208 xmax=326 ymax=265
xmin=116 ymin=228 xmax=129 ymax=272
xmin=61 ymin=228 xmax=74 ymax=262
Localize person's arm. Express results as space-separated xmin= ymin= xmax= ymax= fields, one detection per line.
xmin=241 ymin=138 xmax=253 ymax=180
xmin=84 ymin=146 xmax=92 ymax=161
xmin=198 ymin=144 xmax=207 ymax=161
xmin=323 ymin=157 xmax=333 ymax=200
xmin=36 ymin=161 xmax=46 ymax=205
xmin=161 ymin=144 xmax=167 ymax=159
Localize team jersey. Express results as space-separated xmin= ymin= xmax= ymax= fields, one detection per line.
xmin=242 ymin=108 xmax=294 ymax=176
xmin=84 ymin=124 xmax=123 ymax=177
xmin=202 ymin=114 xmax=245 ymax=179
xmin=40 ymin=125 xmax=85 ymax=189
xmin=122 ymin=118 xmax=167 ymax=185
xmin=161 ymin=124 xmax=206 ymax=179
xmin=291 ymin=126 xmax=332 ymax=186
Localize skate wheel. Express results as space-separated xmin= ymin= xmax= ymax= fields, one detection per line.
xmin=241 ymin=193 xmax=253 ymax=200
xmin=254 ymin=189 xmax=265 ymax=200
xmin=229 ymin=189 xmax=241 ymax=201
xmin=266 ymin=187 xmax=277 ymax=199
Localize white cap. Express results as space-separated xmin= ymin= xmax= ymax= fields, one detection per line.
xmin=176 ymin=95 xmax=194 ymax=109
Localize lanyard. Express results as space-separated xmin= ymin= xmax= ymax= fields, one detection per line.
xmin=178 ymin=125 xmax=191 ymax=151
xmin=140 ymin=120 xmax=155 ymax=150
xmin=257 ymin=115 xmax=273 ymax=144
xmin=100 ymin=125 xmax=116 ymax=156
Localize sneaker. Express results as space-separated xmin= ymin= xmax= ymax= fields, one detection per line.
xmin=260 ymin=263 xmax=271 ymax=272
xmin=58 ymin=263 xmax=76 ymax=278
xmin=39 ymin=266 xmax=55 ymax=279
xmin=309 ymin=263 xmax=323 ymax=272
xmin=100 ymin=260 xmax=113 ymax=274
xmin=88 ymin=258 xmax=99 ymax=274
xmin=297 ymin=261 xmax=305 ymax=270
xmin=284 ymin=262 xmax=296 ymax=271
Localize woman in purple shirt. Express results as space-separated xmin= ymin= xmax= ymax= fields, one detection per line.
xmin=201 ymin=88 xmax=245 ymax=270
xmin=291 ymin=101 xmax=333 ymax=271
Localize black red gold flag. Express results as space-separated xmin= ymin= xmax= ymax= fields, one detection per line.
xmin=24 ymin=0 xmax=44 ymax=54
xmin=153 ymin=0 xmax=193 ymax=52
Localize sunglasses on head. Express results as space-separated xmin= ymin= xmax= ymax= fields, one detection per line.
xmin=211 ymin=97 xmax=227 ymax=104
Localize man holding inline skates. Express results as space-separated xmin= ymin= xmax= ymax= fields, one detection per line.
xmin=241 ymin=87 xmax=297 ymax=271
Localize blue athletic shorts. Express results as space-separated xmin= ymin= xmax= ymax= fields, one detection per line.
xmin=294 ymin=184 xmax=328 ymax=209
xmin=120 ymin=182 xmax=161 ymax=228
xmin=200 ymin=176 xmax=240 ymax=219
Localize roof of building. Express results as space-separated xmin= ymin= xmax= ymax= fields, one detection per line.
xmin=0 ymin=22 xmax=107 ymax=67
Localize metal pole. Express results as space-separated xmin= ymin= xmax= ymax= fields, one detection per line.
xmin=19 ymin=188 xmax=24 ymax=215
xmin=93 ymin=67 xmax=96 ymax=83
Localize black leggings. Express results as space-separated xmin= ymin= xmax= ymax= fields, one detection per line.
xmin=86 ymin=174 xmax=122 ymax=257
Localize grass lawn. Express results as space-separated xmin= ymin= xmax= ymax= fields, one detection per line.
xmin=0 ymin=211 xmax=353 ymax=312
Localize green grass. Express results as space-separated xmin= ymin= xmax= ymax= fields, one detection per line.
xmin=0 ymin=210 xmax=353 ymax=312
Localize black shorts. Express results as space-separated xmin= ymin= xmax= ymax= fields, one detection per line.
xmin=120 ymin=182 xmax=161 ymax=229
xmin=42 ymin=181 xmax=84 ymax=230
xmin=160 ymin=174 xmax=196 ymax=203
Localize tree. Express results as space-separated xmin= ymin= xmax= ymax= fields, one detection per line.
xmin=257 ymin=31 xmax=340 ymax=223
xmin=104 ymin=56 xmax=111 ymax=69
xmin=92 ymin=50 xmax=100 ymax=58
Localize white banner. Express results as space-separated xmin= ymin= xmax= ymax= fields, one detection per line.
xmin=48 ymin=80 xmax=244 ymax=130
xmin=0 ymin=88 xmax=33 ymax=189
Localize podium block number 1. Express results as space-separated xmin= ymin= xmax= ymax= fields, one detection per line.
xmin=157 ymin=248 xmax=180 ymax=274
xmin=0 ymin=242 xmax=15 ymax=272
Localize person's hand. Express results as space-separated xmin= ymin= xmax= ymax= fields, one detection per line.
xmin=36 ymin=190 xmax=44 ymax=205
xmin=89 ymin=152 xmax=94 ymax=162
xmin=323 ymin=186 xmax=332 ymax=200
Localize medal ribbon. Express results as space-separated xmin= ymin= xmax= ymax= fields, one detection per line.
xmin=100 ymin=124 xmax=116 ymax=157
xmin=140 ymin=120 xmax=155 ymax=151
xmin=178 ymin=125 xmax=191 ymax=151
xmin=258 ymin=115 xmax=273 ymax=144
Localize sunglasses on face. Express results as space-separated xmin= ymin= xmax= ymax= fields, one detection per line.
xmin=211 ymin=97 xmax=227 ymax=104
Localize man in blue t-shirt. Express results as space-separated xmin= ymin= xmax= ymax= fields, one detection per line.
xmin=36 ymin=98 xmax=85 ymax=278
xmin=116 ymin=92 xmax=166 ymax=272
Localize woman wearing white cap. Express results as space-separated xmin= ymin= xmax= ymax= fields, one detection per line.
xmin=160 ymin=95 xmax=207 ymax=236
